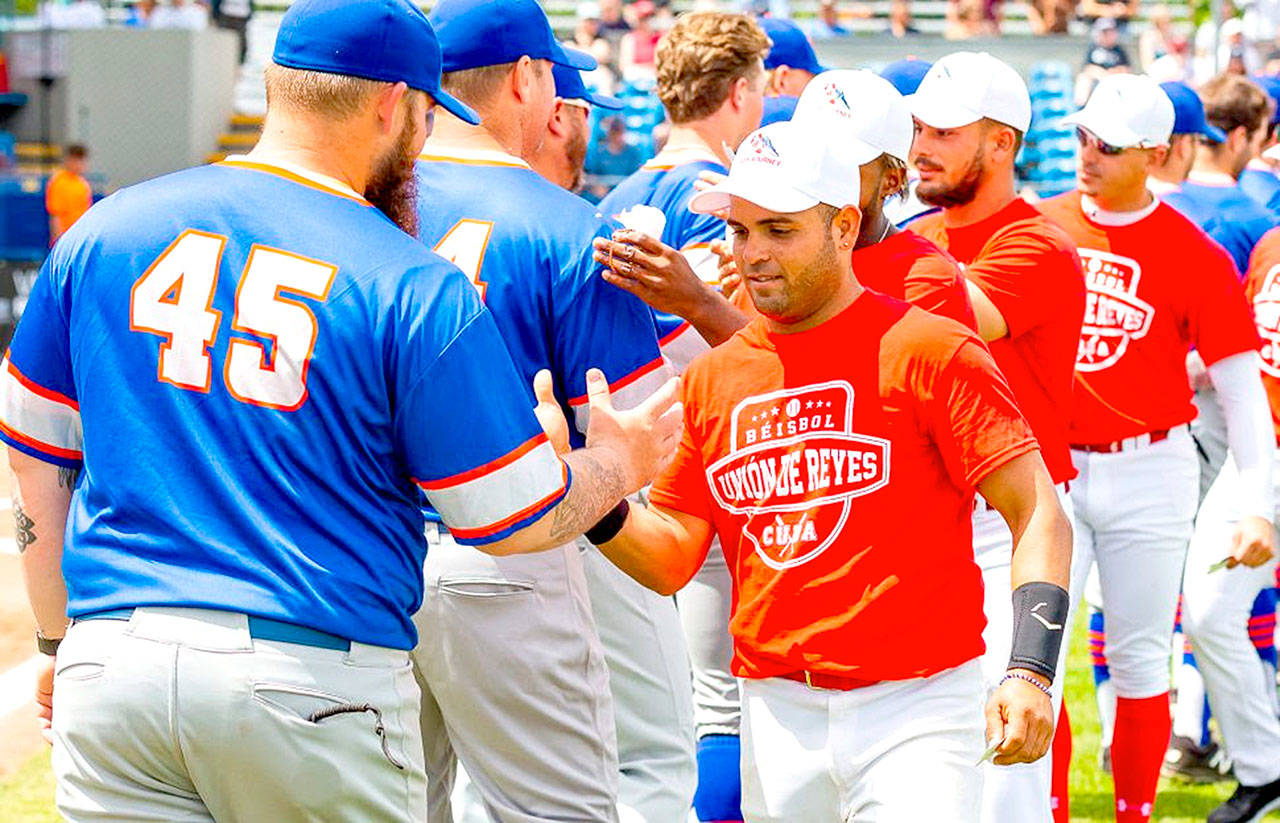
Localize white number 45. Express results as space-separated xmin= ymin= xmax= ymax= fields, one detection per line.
xmin=129 ymin=229 xmax=337 ymax=411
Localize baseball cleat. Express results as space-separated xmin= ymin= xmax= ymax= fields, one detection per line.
xmin=1162 ymin=735 xmax=1233 ymax=784
xmin=1208 ymin=776 xmax=1280 ymax=823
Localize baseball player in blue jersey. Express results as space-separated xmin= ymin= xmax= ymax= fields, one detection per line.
xmin=599 ymin=11 xmax=769 ymax=375
xmin=7 ymin=2 xmax=681 ymax=820
xmin=528 ymin=63 xmax=622 ymax=192
xmin=413 ymin=2 xmax=686 ymax=821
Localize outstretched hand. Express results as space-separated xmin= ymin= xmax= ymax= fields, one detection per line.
xmin=583 ymin=368 xmax=683 ymax=496
xmin=531 ymin=369 xmax=570 ymax=456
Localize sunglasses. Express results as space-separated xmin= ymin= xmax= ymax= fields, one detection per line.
xmin=1075 ymin=126 xmax=1127 ymax=156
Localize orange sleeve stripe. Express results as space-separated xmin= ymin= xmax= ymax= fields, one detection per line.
xmin=567 ymin=356 xmax=667 ymax=407
xmin=445 ymin=463 xmax=569 ymax=540
xmin=413 ymin=432 xmax=550 ymax=491
xmin=6 ymin=359 xmax=79 ymax=410
xmin=0 ymin=419 xmax=82 ymax=461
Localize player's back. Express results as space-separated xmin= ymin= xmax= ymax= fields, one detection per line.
xmin=1171 ymin=177 xmax=1278 ymax=273
xmin=415 ymin=146 xmax=666 ymax=443
xmin=6 ymin=158 xmax=496 ymax=649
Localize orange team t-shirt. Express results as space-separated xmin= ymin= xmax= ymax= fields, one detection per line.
xmin=1039 ymin=192 xmax=1260 ymax=445
xmin=45 ymin=170 xmax=92 ymax=229
xmin=1244 ymin=227 xmax=1280 ymax=439
xmin=648 ymin=291 xmax=1039 ymax=682
xmin=729 ymin=229 xmax=978 ymax=331
xmin=912 ymin=198 xmax=1085 ymax=484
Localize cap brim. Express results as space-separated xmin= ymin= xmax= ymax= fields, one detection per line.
xmin=1061 ymin=110 xmax=1146 ymax=148
xmin=552 ymin=43 xmax=597 ymax=71
xmin=905 ymin=92 xmax=981 ymax=130
xmin=1201 ymin=123 xmax=1228 ymax=143
xmin=584 ymin=90 xmax=623 ymax=110
xmin=689 ymin=178 xmax=819 ymax=216
xmin=433 ymin=88 xmax=482 ymax=126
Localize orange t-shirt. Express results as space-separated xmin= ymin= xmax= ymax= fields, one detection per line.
xmin=912 ymin=199 xmax=1085 ymax=484
xmin=45 ymin=169 xmax=92 ymax=232
xmin=1039 ymin=192 xmax=1260 ymax=445
xmin=648 ymin=291 xmax=1039 ymax=682
xmin=1244 ymin=227 xmax=1280 ymax=439
xmin=729 ymin=229 xmax=978 ymax=331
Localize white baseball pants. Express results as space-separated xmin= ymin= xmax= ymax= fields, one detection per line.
xmin=739 ymin=661 xmax=986 ymax=823
xmin=1070 ymin=426 xmax=1200 ymax=699
xmin=1181 ymin=453 xmax=1280 ymax=786
xmin=411 ymin=525 xmax=620 ymax=823
xmin=52 ymin=607 xmax=426 ymax=823
xmin=973 ymin=484 xmax=1074 ymax=823
xmin=582 ymin=543 xmax=698 ymax=822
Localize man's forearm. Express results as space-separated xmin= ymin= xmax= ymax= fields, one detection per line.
xmin=1009 ymin=486 xmax=1072 ymax=591
xmin=598 ymin=503 xmax=707 ymax=596
xmin=11 ymin=451 xmax=75 ymax=638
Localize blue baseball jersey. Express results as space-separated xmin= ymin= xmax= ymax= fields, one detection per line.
xmin=1162 ymin=176 xmax=1278 ymax=274
xmin=415 ymin=145 xmax=667 ymax=455
xmin=0 ymin=157 xmax=570 ymax=650
xmin=598 ymin=147 xmax=728 ymax=372
xmin=1241 ymin=165 xmax=1280 ymax=216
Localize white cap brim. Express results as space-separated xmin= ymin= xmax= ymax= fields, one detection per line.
xmin=905 ymin=92 xmax=982 ymax=130
xmin=1061 ymin=109 xmax=1155 ymax=148
xmin=689 ymin=176 xmax=820 ymax=215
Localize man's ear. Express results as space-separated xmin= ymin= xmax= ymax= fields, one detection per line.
xmin=511 ymin=55 xmax=538 ymax=104
xmin=835 ymin=204 xmax=863 ymax=249
xmin=546 ymin=99 xmax=570 ymax=139
xmin=375 ymin=81 xmax=410 ymax=137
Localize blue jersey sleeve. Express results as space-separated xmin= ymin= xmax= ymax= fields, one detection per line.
xmin=0 ymin=249 xmax=83 ymax=467
xmin=393 ymin=271 xmax=569 ymax=546
xmin=554 ymin=234 xmax=668 ymax=438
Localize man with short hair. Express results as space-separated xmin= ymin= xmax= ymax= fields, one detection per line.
xmin=598 ymin=10 xmax=770 ymax=372
xmin=1038 ymin=73 xmax=1273 ymax=823
xmin=1149 ymin=81 xmax=1226 ymax=197
xmin=414 ymin=2 xmax=688 ymax=820
xmin=1239 ymin=75 xmax=1280 ymax=214
xmin=8 ymin=0 xmax=681 ymax=820
xmin=907 ymin=50 xmax=1086 ymax=823
xmin=530 ymin=63 xmax=622 ymax=192
xmin=592 ymin=118 xmax=1072 ymax=823
xmin=758 ymin=17 xmax=824 ymax=98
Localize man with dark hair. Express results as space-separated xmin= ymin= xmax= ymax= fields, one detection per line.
xmin=45 ymin=144 xmax=91 ymax=244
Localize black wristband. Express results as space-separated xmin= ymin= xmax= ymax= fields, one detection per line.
xmin=1007 ymin=581 xmax=1069 ymax=683
xmin=586 ymin=499 xmax=630 ymax=546
xmin=36 ymin=631 xmax=62 ymax=656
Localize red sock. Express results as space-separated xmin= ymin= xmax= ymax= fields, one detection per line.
xmin=1051 ymin=700 xmax=1072 ymax=823
xmin=1111 ymin=693 xmax=1170 ymax=822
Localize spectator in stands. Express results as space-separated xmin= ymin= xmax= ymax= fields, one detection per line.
xmin=1244 ymin=0 xmax=1280 ymax=70
xmin=125 ymin=0 xmax=157 ymax=27
xmin=653 ymin=0 xmax=677 ymax=31
xmin=945 ymin=0 xmax=1001 ymax=40
xmin=151 ymin=0 xmax=210 ymax=29
xmin=888 ymin=0 xmax=920 ymax=36
xmin=599 ymin=0 xmax=632 ymax=41
xmin=1195 ymin=12 xmax=1259 ymax=84
xmin=1078 ymin=0 xmax=1138 ymax=33
xmin=1025 ymin=0 xmax=1074 ymax=34
xmin=1138 ymin=5 xmax=1176 ymax=70
xmin=1075 ymin=18 xmax=1131 ymax=105
xmin=619 ymin=0 xmax=662 ymax=80
xmin=576 ymin=3 xmax=620 ymax=93
xmin=211 ymin=0 xmax=252 ymax=64
xmin=45 ymin=144 xmax=91 ymax=245
xmin=806 ymin=0 xmax=855 ymax=38
xmin=587 ymin=116 xmax=646 ymax=198
xmin=1147 ymin=32 xmax=1192 ymax=83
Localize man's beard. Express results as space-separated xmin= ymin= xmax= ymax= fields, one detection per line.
xmin=916 ymin=146 xmax=986 ymax=209
xmin=366 ymin=116 xmax=420 ymax=237
xmin=565 ymin=121 xmax=588 ymax=192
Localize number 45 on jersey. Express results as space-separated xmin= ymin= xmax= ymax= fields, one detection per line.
xmin=129 ymin=229 xmax=337 ymax=412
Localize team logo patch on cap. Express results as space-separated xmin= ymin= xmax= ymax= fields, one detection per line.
xmin=1077 ymin=250 xmax=1155 ymax=372
xmin=1253 ymin=265 xmax=1280 ymax=378
xmin=823 ymin=83 xmax=852 ymax=117
xmin=743 ymin=132 xmax=783 ymax=166
xmin=706 ymin=381 xmax=890 ymax=570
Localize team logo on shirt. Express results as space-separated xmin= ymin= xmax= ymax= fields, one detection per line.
xmin=705 ymin=380 xmax=890 ymax=570
xmin=1252 ymin=264 xmax=1280 ymax=378
xmin=1077 ymin=250 xmax=1155 ymax=372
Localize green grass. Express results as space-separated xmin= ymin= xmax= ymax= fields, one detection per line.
xmin=0 ymin=617 xmax=1271 ymax=822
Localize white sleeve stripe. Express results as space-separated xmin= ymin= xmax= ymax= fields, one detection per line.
xmin=0 ymin=367 xmax=83 ymax=457
xmin=573 ymin=361 xmax=675 ymax=436
xmin=421 ymin=440 xmax=567 ymax=533
xmin=660 ymin=324 xmax=712 ymax=375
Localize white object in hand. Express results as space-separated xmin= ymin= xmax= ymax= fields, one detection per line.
xmin=614 ymin=205 xmax=667 ymax=241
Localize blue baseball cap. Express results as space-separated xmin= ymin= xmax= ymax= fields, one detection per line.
xmin=1254 ymin=75 xmax=1280 ymax=125
xmin=272 ymin=0 xmax=479 ymax=125
xmin=429 ymin=0 xmax=596 ymax=74
xmin=1160 ymin=81 xmax=1226 ymax=142
xmin=760 ymin=94 xmax=798 ymax=126
xmin=879 ymin=58 xmax=932 ymax=96
xmin=759 ymin=17 xmax=825 ymax=76
xmin=552 ymin=63 xmax=621 ymax=110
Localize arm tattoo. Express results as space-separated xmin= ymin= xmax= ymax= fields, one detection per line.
xmin=13 ymin=503 xmax=35 ymax=554
xmin=548 ymin=451 xmax=629 ymax=545
xmin=58 ymin=467 xmax=80 ymax=489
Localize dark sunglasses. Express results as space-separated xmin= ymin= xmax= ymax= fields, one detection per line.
xmin=1075 ymin=126 xmax=1127 ymax=156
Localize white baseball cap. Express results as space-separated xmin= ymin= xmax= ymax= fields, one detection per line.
xmin=689 ymin=121 xmax=876 ymax=215
xmin=1063 ymin=74 xmax=1174 ymax=148
xmin=792 ymin=69 xmax=914 ymax=164
xmin=906 ymin=51 xmax=1031 ymax=133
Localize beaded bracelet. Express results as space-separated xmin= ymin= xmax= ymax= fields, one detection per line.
xmin=1001 ymin=670 xmax=1053 ymax=697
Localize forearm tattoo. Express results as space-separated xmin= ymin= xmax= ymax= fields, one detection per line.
xmin=14 ymin=503 xmax=35 ymax=554
xmin=549 ymin=451 xmax=629 ymax=545
xmin=57 ymin=467 xmax=80 ymax=489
